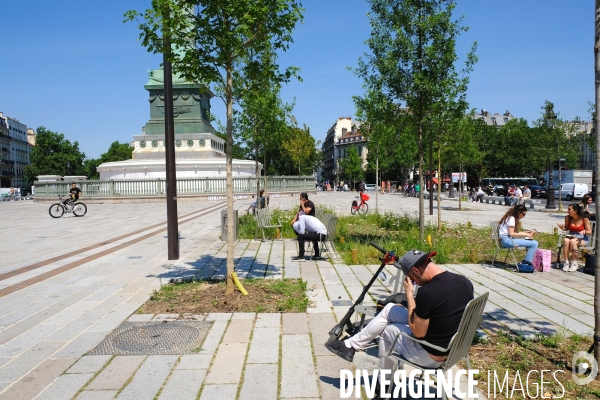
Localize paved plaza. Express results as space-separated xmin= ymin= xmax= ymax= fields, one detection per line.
xmin=0 ymin=192 xmax=594 ymax=399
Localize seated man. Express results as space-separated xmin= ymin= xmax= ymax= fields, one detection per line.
xmin=325 ymin=250 xmax=473 ymax=391
xmin=292 ymin=214 xmax=327 ymax=261
xmin=519 ymin=185 xmax=531 ymax=205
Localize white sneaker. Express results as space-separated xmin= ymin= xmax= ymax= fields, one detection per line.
xmin=562 ymin=262 xmax=570 ymax=272
xmin=569 ymin=260 xmax=579 ymax=272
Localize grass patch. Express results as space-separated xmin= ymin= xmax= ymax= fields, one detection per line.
xmin=239 ymin=210 xmax=559 ymax=265
xmin=138 ymin=278 xmax=309 ymax=314
xmin=465 ymin=331 xmax=600 ymax=399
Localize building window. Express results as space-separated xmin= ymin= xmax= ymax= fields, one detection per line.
xmin=358 ymin=146 xmax=362 ymax=156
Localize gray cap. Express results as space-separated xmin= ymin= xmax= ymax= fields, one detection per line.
xmin=399 ymin=250 xmax=436 ymax=275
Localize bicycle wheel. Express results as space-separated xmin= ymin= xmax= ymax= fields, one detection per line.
xmin=49 ymin=203 xmax=64 ymax=218
xmin=358 ymin=202 xmax=369 ymax=215
xmin=350 ymin=205 xmax=357 ymax=215
xmin=72 ymin=202 xmax=87 ymax=217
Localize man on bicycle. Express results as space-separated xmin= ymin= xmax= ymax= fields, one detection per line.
xmin=63 ymin=182 xmax=82 ymax=205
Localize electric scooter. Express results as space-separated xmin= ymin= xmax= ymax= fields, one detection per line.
xmin=327 ymin=241 xmax=401 ymax=343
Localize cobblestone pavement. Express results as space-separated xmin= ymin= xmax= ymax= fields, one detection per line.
xmin=0 ymin=193 xmax=592 ymax=399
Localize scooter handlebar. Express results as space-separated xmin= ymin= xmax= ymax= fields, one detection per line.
xmin=370 ymin=241 xmax=386 ymax=254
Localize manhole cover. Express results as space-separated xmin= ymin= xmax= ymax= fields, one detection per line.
xmin=88 ymin=321 xmax=213 ymax=355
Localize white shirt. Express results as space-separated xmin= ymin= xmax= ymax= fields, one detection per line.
xmin=293 ymin=215 xmax=327 ymax=235
xmin=513 ymin=188 xmax=522 ymax=198
xmin=477 ymin=188 xmax=485 ymax=196
xmin=499 ymin=216 xmax=515 ymax=237
xmin=522 ymin=189 xmax=531 ymax=198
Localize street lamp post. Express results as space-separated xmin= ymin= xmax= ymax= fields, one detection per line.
xmin=543 ymin=104 xmax=558 ymax=210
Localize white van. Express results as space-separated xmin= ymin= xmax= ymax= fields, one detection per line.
xmin=554 ymin=183 xmax=589 ymax=201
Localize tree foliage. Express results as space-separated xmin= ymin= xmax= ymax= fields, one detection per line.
xmin=24 ymin=127 xmax=86 ymax=185
xmin=338 ymin=146 xmax=364 ymax=188
xmin=84 ymin=141 xmax=133 ymax=179
xmin=281 ymin=123 xmax=318 ymax=177
xmin=354 ymin=0 xmax=476 ymax=238
xmin=126 ymin=0 xmax=303 ymax=294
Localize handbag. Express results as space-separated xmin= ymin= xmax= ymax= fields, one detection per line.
xmin=517 ymin=259 xmax=535 ymax=273
xmin=533 ymin=249 xmax=552 ymax=272
xmin=583 ymin=253 xmax=596 ymax=276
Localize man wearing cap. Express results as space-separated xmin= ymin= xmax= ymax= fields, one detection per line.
xmin=325 ymin=250 xmax=473 ymax=376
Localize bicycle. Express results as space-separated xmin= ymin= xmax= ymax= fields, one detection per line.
xmin=48 ymin=195 xmax=87 ymax=218
xmin=351 ymin=192 xmax=369 ymax=215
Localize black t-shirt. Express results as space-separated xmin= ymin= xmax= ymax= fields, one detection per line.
xmin=70 ymin=187 xmax=81 ymax=200
xmin=414 ymin=271 xmax=474 ymax=356
xmin=300 ymin=200 xmax=315 ymax=216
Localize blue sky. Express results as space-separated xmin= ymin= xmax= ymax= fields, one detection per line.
xmin=0 ymin=0 xmax=593 ymax=159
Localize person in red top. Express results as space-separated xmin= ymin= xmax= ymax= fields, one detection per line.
xmin=557 ymin=203 xmax=592 ymax=272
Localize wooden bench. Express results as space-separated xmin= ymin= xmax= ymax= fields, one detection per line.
xmin=255 ymin=209 xmax=282 ymax=241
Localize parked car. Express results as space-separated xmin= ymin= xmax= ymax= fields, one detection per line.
xmin=555 ymin=183 xmax=589 ymax=201
xmin=364 ymin=184 xmax=379 ymax=192
xmin=527 ymin=185 xmax=546 ymax=198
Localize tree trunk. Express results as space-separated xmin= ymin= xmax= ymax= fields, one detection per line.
xmin=255 ymin=117 xmax=260 ymax=210
xmin=418 ymin=120 xmax=425 ymax=240
xmin=376 ymin=153 xmax=379 ymax=214
xmin=437 ymin=145 xmax=442 ymax=231
xmin=429 ymin=138 xmax=433 ymax=215
xmin=225 ymin=66 xmax=235 ymax=295
xmin=594 ymin=0 xmax=600 ymax=366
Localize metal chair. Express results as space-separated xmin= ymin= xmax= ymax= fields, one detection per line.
xmin=490 ymin=221 xmax=524 ymax=269
xmin=381 ymin=292 xmax=489 ymax=400
xmin=309 ymin=215 xmax=337 ymax=259
xmin=255 ymin=209 xmax=282 ymax=241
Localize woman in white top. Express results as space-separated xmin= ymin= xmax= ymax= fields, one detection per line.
xmin=498 ymin=204 xmax=538 ymax=263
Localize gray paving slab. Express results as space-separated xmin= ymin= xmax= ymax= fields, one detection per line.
xmin=307 ymin=289 xmax=332 ymax=314
xmin=198 ymin=320 xmax=228 ymax=355
xmin=159 ymin=368 xmax=205 ymax=400
xmin=280 ymin=334 xmax=319 ymax=398
xmin=176 ymin=354 xmax=212 ymax=370
xmin=204 ymin=342 xmax=248 ymax=384
xmin=246 ymin=327 xmax=280 ymax=364
xmin=308 ymin=313 xmax=337 ymax=356
xmin=50 ymin=331 xmax=108 ymax=360
xmin=66 ymin=355 xmax=112 ymax=374
xmin=36 ymin=372 xmax=95 ymax=400
xmin=315 ymin=355 xmax=352 ymax=400
xmin=0 ymin=358 xmax=75 ymax=400
xmin=0 ymin=323 xmax=61 ymax=358
xmin=239 ymin=363 xmax=278 ymax=400
xmin=116 ymin=355 xmax=178 ymax=400
xmin=199 ymin=384 xmax=238 ymax=400
xmin=45 ymin=310 xmax=107 ymax=341
xmin=86 ymin=355 xmax=146 ymax=390
xmin=152 ymin=313 xmax=179 ymax=322
xmin=221 ymin=319 xmax=253 ymax=343
xmin=0 ymin=339 xmax=67 ymax=383
xmin=231 ymin=312 xmax=255 ymax=320
xmin=254 ymin=313 xmax=280 ymax=328
xmin=282 ymin=313 xmax=309 ymax=335
xmin=206 ymin=313 xmax=232 ymax=321
xmin=127 ymin=314 xmax=153 ymax=322
xmin=76 ymin=390 xmax=119 ymax=400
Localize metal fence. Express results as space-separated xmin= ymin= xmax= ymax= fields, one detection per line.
xmin=34 ymin=176 xmax=315 ymax=198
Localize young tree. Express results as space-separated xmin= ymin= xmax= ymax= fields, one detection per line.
xmin=281 ymin=124 xmax=317 ymax=178
xmin=24 ymin=127 xmax=86 ymax=185
xmin=338 ymin=146 xmax=364 ymax=189
xmin=126 ymin=0 xmax=303 ymax=294
xmin=355 ymin=0 xmax=476 ymax=239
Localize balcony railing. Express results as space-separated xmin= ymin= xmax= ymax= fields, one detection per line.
xmin=33 ymin=176 xmax=315 ymax=198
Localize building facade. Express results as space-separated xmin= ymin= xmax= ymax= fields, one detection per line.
xmin=321 ymin=117 xmax=353 ymax=183
xmin=335 ymin=126 xmax=368 ymax=167
xmin=0 ymin=112 xmax=32 ymax=188
xmin=475 ymin=109 xmax=515 ymax=127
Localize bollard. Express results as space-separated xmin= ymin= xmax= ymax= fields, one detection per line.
xmin=276 ymin=228 xmax=281 ymax=239
xmin=340 ymin=236 xmax=345 ymax=244
xmin=468 ymin=221 xmax=472 ymax=228
xmin=427 ymin=234 xmax=432 ymax=246
xmin=529 ymin=201 xmax=534 ymax=210
xmin=469 ymin=249 xmax=477 ymax=263
xmin=351 ymin=249 xmax=358 ymax=264
xmin=553 ymin=227 xmax=558 ymax=236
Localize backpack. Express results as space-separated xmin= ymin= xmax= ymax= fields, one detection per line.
xmin=583 ymin=253 xmax=596 ymax=276
xmin=517 ymin=259 xmax=535 ymax=273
